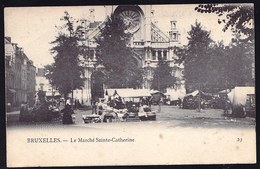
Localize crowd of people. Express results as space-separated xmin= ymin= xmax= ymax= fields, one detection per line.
xmin=91 ymin=96 xmax=153 ymax=114
xmin=87 ymin=96 xmax=154 ymax=122
xmin=19 ymin=91 xmax=162 ymax=124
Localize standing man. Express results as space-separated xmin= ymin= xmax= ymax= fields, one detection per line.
xmin=62 ymin=104 xmax=74 ymax=124
xmin=178 ymin=97 xmax=182 ymax=109
xmin=224 ymin=98 xmax=231 ymax=115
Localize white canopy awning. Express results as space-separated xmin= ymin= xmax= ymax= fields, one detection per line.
xmin=185 ymin=90 xmax=199 ymax=97
xmin=164 ymin=90 xmax=186 ymax=101
xmin=218 ymin=89 xmax=231 ymax=94
xmin=228 ymin=86 xmax=255 ymax=105
xmin=46 ymin=91 xmax=61 ymax=97
xmin=105 ymin=88 xmax=151 ymax=98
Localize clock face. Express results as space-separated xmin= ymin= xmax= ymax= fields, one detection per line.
xmin=118 ymin=10 xmax=141 ymax=34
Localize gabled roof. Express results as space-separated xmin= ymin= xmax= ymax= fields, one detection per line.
xmin=151 ymin=22 xmax=170 ymax=42
xmin=86 ymin=19 xmax=171 ymax=43
xmin=86 ymin=21 xmax=105 ymax=41
xmin=5 ymin=38 xmax=11 ymax=44
xmin=89 ymin=21 xmax=102 ymax=29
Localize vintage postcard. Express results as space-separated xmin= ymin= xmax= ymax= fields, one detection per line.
xmin=5 ymin=4 xmax=255 ymax=167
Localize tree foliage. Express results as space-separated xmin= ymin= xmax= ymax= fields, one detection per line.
xmin=195 ymin=4 xmax=254 ymax=42
xmin=151 ymin=59 xmax=176 ymax=92
xmin=95 ymin=13 xmax=143 ymax=88
xmin=225 ymin=38 xmax=254 ymax=87
xmin=46 ymin=11 xmax=85 ymax=98
xmin=182 ymin=21 xmax=213 ymax=92
xmin=176 ymin=21 xmax=254 ymax=93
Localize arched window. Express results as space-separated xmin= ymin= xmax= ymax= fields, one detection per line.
xmin=152 ymin=51 xmax=156 ymax=60
xmin=158 ymin=50 xmax=162 ymax=60
xmin=163 ymin=51 xmax=167 ymax=60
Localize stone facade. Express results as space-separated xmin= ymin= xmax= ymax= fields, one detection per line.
xmin=5 ymin=37 xmax=16 ymax=106
xmin=5 ymin=37 xmax=36 ymax=107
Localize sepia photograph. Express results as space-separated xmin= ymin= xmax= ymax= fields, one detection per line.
xmin=4 ymin=3 xmax=256 ymax=167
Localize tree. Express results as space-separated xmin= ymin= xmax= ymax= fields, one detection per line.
xmin=46 ymin=11 xmax=85 ymax=101
xmin=95 ymin=13 xmax=143 ymax=88
xmin=177 ymin=22 xmax=254 ymax=93
xmin=225 ymin=38 xmax=254 ymax=87
xmin=195 ymin=4 xmax=254 ymax=42
xmin=183 ymin=21 xmax=213 ymax=93
xmin=205 ymin=41 xmax=230 ymax=91
xmin=151 ymin=59 xmax=176 ymax=92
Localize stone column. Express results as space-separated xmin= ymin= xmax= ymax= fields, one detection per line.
xmin=155 ymin=50 xmax=158 ymax=60
xmin=93 ymin=50 xmax=96 ymax=61
xmin=169 ymin=48 xmax=173 ymax=60
xmin=145 ymin=48 xmax=148 ymax=61
xmin=148 ymin=49 xmax=151 ymax=60
xmin=145 ymin=5 xmax=152 ymax=43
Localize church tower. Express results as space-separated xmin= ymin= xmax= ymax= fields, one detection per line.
xmin=169 ymin=20 xmax=180 ymax=47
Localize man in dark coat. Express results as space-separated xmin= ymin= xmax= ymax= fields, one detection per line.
xmin=62 ymin=104 xmax=73 ymax=124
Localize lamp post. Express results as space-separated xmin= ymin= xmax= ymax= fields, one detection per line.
xmin=147 ymin=62 xmax=150 ymax=89
xmin=86 ymin=58 xmax=91 ymax=105
xmin=50 ymin=79 xmax=54 ymax=106
xmin=198 ymin=83 xmax=201 ymax=112
xmin=81 ymin=87 xmax=84 ymax=104
xmin=80 ymin=70 xmax=85 ymax=105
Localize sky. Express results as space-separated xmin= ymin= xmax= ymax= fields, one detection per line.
xmin=5 ymin=4 xmax=236 ymax=68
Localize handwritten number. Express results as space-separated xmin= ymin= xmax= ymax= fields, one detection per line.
xmin=237 ymin=138 xmax=242 ymax=142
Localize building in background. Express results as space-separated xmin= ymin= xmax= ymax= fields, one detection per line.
xmin=5 ymin=37 xmax=36 ymax=108
xmin=74 ymin=5 xmax=186 ymax=104
xmin=35 ymin=68 xmax=60 ymax=100
xmin=26 ymin=60 xmax=36 ymax=106
xmin=35 ymin=68 xmax=48 ymax=92
xmin=5 ymin=37 xmax=16 ymax=107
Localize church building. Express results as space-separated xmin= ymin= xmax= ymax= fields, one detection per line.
xmin=74 ymin=5 xmax=186 ymax=103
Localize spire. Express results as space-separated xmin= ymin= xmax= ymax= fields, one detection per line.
xmin=151 ymin=9 xmax=155 ymax=23
xmin=170 ymin=20 xmax=177 ymax=30
xmin=89 ymin=9 xmax=95 ymax=23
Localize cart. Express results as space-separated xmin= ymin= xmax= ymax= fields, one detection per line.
xmin=82 ymin=114 xmax=101 ymax=123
